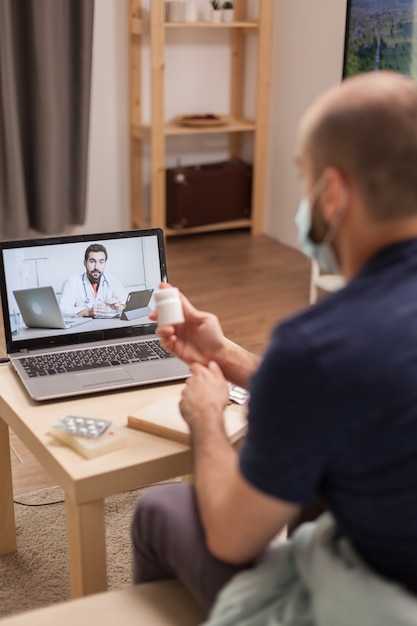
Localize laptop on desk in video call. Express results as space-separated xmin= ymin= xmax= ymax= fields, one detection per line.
xmin=0 ymin=228 xmax=189 ymax=401
xmin=13 ymin=286 xmax=90 ymax=330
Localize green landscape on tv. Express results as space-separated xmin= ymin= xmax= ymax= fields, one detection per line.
xmin=344 ymin=0 xmax=417 ymax=79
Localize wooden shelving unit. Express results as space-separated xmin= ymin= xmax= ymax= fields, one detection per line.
xmin=128 ymin=0 xmax=274 ymax=236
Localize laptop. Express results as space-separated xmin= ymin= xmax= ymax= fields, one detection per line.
xmin=121 ymin=289 xmax=153 ymax=321
xmin=13 ymin=286 xmax=90 ymax=330
xmin=0 ymin=228 xmax=190 ymax=401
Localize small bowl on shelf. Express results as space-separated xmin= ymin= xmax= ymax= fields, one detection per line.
xmin=175 ymin=113 xmax=230 ymax=128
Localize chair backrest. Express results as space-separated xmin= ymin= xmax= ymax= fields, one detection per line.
xmin=309 ymin=261 xmax=346 ymax=304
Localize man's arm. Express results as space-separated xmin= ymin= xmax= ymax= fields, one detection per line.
xmin=180 ymin=361 xmax=300 ymax=564
xmin=215 ymin=338 xmax=261 ymax=390
xmin=60 ymin=276 xmax=89 ymax=317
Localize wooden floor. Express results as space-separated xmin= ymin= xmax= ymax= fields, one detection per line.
xmin=6 ymin=230 xmax=311 ymax=496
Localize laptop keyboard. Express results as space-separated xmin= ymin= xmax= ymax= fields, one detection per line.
xmin=18 ymin=340 xmax=175 ymax=378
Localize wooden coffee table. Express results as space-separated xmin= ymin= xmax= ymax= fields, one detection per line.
xmin=0 ymin=364 xmax=196 ymax=598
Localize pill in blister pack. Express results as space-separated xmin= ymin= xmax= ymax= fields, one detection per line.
xmin=52 ymin=415 xmax=112 ymax=438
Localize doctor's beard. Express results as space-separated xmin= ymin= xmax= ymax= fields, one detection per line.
xmin=87 ymin=269 xmax=102 ymax=284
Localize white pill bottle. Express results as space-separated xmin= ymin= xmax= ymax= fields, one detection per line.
xmin=154 ymin=287 xmax=185 ymax=326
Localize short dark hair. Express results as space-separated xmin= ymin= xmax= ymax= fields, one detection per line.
xmin=84 ymin=243 xmax=108 ymax=262
xmin=307 ymin=73 xmax=417 ymax=221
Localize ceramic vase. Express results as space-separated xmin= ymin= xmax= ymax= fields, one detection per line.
xmin=211 ymin=9 xmax=221 ymax=22
xmin=222 ymin=8 xmax=234 ymax=22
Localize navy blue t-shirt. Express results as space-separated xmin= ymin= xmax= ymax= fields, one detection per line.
xmin=240 ymin=238 xmax=417 ymax=593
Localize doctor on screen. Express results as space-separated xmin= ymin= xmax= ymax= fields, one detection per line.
xmin=60 ymin=243 xmax=127 ymax=318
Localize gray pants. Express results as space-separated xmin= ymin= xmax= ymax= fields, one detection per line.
xmin=131 ymin=482 xmax=253 ymax=612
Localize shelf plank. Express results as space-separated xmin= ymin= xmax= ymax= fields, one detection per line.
xmin=164 ymin=21 xmax=259 ymax=30
xmin=165 ymin=219 xmax=252 ymax=237
xmin=132 ymin=118 xmax=256 ymax=139
xmin=165 ymin=118 xmax=255 ymax=135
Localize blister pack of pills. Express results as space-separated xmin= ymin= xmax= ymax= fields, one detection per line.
xmin=228 ymin=383 xmax=250 ymax=405
xmin=52 ymin=415 xmax=112 ymax=438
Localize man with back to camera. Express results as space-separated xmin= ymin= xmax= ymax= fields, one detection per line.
xmin=131 ymin=71 xmax=417 ymax=623
xmin=60 ymin=243 xmax=127 ymax=318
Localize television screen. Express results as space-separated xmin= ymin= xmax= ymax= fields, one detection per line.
xmin=343 ymin=0 xmax=417 ymax=79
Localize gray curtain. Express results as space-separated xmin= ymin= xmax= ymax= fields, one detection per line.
xmin=0 ymin=0 xmax=94 ymax=238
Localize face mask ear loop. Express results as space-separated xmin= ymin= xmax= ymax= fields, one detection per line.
xmin=307 ymin=176 xmax=326 ymax=240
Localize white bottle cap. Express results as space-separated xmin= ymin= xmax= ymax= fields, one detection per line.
xmin=154 ymin=287 xmax=185 ymax=326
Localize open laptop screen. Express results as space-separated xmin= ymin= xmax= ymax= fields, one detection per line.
xmin=0 ymin=229 xmax=167 ymax=354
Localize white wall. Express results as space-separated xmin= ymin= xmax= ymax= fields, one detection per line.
xmin=265 ymin=0 xmax=348 ymax=247
xmin=75 ymin=0 xmax=130 ymax=236
xmin=80 ymin=0 xmax=347 ymax=244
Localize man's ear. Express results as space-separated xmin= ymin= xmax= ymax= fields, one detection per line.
xmin=321 ymin=167 xmax=349 ymax=222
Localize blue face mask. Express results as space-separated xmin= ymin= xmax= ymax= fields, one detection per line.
xmin=295 ymin=179 xmax=343 ymax=274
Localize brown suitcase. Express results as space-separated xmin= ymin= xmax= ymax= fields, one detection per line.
xmin=166 ymin=159 xmax=252 ymax=230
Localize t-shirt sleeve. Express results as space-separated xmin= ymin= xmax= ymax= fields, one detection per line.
xmin=239 ymin=322 xmax=335 ymax=505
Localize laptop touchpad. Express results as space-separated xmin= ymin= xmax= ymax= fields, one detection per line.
xmin=78 ymin=368 xmax=134 ymax=388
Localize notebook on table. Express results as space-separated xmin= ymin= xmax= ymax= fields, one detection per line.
xmin=0 ymin=228 xmax=190 ymax=401
xmin=127 ymin=394 xmax=247 ymax=445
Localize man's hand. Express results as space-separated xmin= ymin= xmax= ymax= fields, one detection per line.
xmin=151 ymin=283 xmax=226 ymax=367
xmin=78 ymin=302 xmax=118 ymax=318
xmin=180 ymin=361 xmax=229 ymax=430
xmin=105 ymin=299 xmax=124 ymax=312
xmin=151 ymin=283 xmax=261 ymax=389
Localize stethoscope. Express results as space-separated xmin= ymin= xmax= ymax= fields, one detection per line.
xmin=82 ymin=273 xmax=110 ymax=305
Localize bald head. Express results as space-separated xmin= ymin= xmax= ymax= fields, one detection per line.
xmin=300 ymin=71 xmax=417 ymax=221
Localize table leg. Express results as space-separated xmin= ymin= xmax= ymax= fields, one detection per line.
xmin=65 ymin=497 xmax=107 ymax=598
xmin=0 ymin=418 xmax=17 ymax=554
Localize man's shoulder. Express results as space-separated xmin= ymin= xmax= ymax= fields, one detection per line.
xmin=268 ymin=276 xmax=378 ymax=369
xmin=276 ymin=287 xmax=351 ymax=343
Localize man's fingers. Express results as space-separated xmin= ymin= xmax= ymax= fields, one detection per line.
xmin=208 ymin=360 xmax=222 ymax=374
xmin=188 ymin=361 xmax=222 ymax=380
xmin=189 ymin=362 xmax=205 ymax=376
xmin=157 ymin=325 xmax=176 ymax=338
